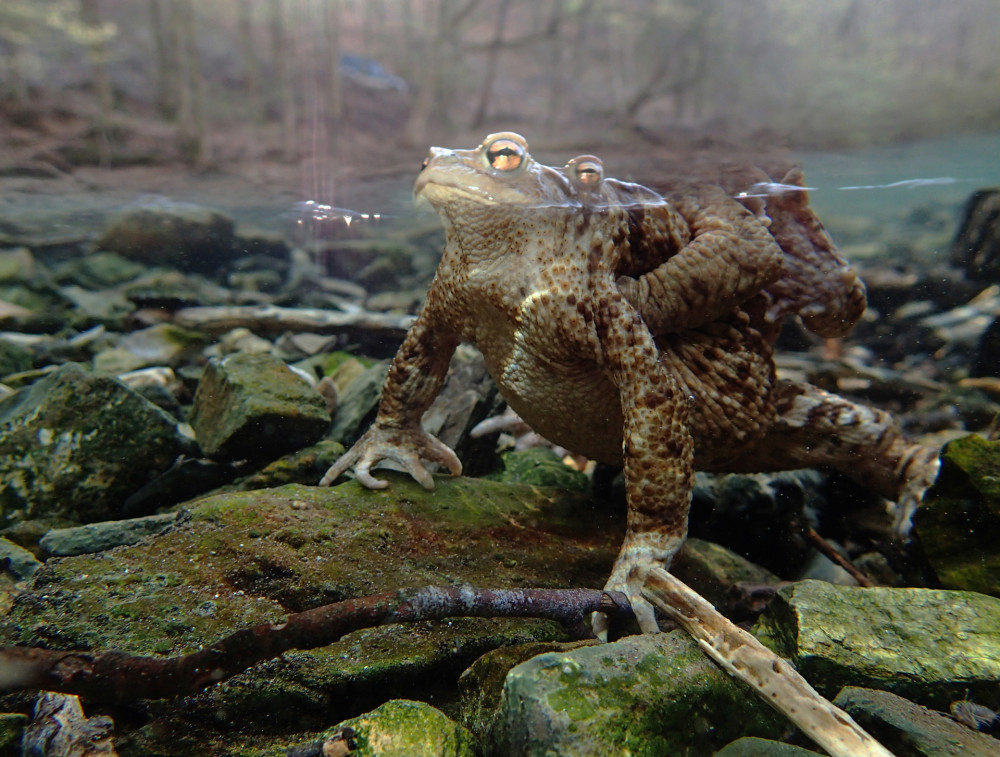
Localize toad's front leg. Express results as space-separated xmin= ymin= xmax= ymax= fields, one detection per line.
xmin=320 ymin=296 xmax=463 ymax=490
xmin=593 ymin=294 xmax=695 ymax=638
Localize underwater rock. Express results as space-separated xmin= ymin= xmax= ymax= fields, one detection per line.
xmin=912 ymin=433 xmax=1000 ymax=595
xmin=123 ymin=269 xmax=233 ymax=310
xmin=0 ymin=338 xmax=33 ymax=378
xmin=418 ymin=346 xmax=503 ymax=479
xmin=671 ymin=537 xmax=781 ymax=614
xmin=972 ymin=316 xmax=1000 ymax=377
xmin=325 ymin=360 xmax=390 ymax=445
xmin=713 ymin=737 xmax=824 ymax=756
xmin=0 ymin=712 xmax=27 ymax=754
xmin=486 ymin=448 xmax=590 ymax=491
xmin=22 ymin=692 xmax=117 ymax=757
xmin=96 ymin=201 xmax=236 ymax=274
xmin=0 ymin=478 xmax=620 ymax=752
xmin=51 ymin=251 xmax=146 ymax=290
xmin=0 ymin=536 xmax=42 ymax=579
xmin=39 ymin=512 xmax=181 ymax=557
xmin=833 ymin=687 xmax=1000 ymax=757
xmin=950 ymin=188 xmax=1000 ymax=282
xmin=484 ymin=631 xmax=785 ymax=757
xmin=458 ymin=640 xmax=598 ymax=740
xmin=688 ymin=470 xmax=828 ymax=577
xmin=753 ymin=579 xmax=1000 ymax=708
xmin=108 ymin=323 xmax=208 ymax=369
xmin=324 ymin=699 xmax=476 ymax=757
xmin=0 ymin=362 xmax=191 ymax=525
xmin=189 ymin=352 xmax=330 ymax=462
xmin=227 ymin=439 xmax=344 ymax=491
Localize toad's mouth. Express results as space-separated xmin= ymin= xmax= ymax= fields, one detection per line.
xmin=414 ymin=175 xmax=501 ymax=207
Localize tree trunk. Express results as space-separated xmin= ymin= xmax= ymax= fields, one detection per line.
xmin=175 ymin=0 xmax=207 ymax=167
xmin=323 ymin=0 xmax=344 ymax=124
xmin=470 ymin=0 xmax=513 ymax=129
xmin=270 ymin=0 xmax=298 ymax=161
xmin=79 ymin=0 xmax=114 ymax=166
xmin=237 ymin=0 xmax=263 ymax=121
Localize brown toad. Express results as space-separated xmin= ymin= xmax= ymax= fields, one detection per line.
xmin=321 ymin=132 xmax=939 ymax=634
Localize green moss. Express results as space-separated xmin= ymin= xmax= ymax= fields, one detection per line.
xmin=496 ymin=633 xmax=783 ymax=756
xmin=0 ymin=477 xmax=619 ymax=753
xmin=913 ymin=434 xmax=1000 ymax=595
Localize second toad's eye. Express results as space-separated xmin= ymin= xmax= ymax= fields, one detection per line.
xmin=484 ymin=136 xmax=527 ymax=172
xmin=567 ymin=156 xmax=604 ymax=187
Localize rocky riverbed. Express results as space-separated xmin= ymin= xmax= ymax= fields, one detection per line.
xmin=1 ymin=157 xmax=999 ymax=755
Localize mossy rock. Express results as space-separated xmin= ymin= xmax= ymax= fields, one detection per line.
xmin=327 ymin=700 xmax=476 ymax=757
xmin=487 ymin=448 xmax=590 ymax=491
xmin=753 ymin=579 xmax=1000 ymax=709
xmin=0 ymin=477 xmax=622 ymax=755
xmin=0 ymin=363 xmax=190 ymax=524
xmin=913 ymin=434 xmax=1000 ymax=595
xmin=486 ymin=631 xmax=785 ymax=757
xmin=190 ymin=353 xmax=331 ymax=461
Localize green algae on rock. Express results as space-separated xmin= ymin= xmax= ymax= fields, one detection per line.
xmin=457 ymin=639 xmax=599 ymax=739
xmin=0 ymin=477 xmax=622 ymax=754
xmin=323 ymin=699 xmax=475 ymax=757
xmin=0 ymin=362 xmax=191 ymax=525
xmin=753 ymin=579 xmax=1000 ymax=708
xmin=913 ymin=433 xmax=1000 ymax=595
xmin=486 ymin=448 xmax=590 ymax=491
xmin=486 ymin=631 xmax=785 ymax=757
xmin=190 ymin=353 xmax=331 ymax=461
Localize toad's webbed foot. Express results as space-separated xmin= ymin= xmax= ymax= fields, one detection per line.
xmin=319 ymin=423 xmax=462 ymax=490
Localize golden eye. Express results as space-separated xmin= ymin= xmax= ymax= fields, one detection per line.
xmin=484 ymin=134 xmax=528 ymax=172
xmin=567 ymin=156 xmax=603 ymax=187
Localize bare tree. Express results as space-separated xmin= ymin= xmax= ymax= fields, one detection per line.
xmin=470 ymin=0 xmax=513 ymax=129
xmin=237 ymin=0 xmax=263 ymax=121
xmin=323 ymin=0 xmax=344 ymax=124
xmin=270 ymin=0 xmax=298 ymax=161
xmin=148 ymin=0 xmax=177 ymax=118
xmin=175 ymin=0 xmax=207 ymax=167
xmin=403 ymin=0 xmax=481 ymax=146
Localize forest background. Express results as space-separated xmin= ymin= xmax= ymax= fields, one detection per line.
xmin=2 ymin=0 xmax=999 ymax=198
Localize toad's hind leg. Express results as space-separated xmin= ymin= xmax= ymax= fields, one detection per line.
xmin=739 ymin=381 xmax=940 ymax=533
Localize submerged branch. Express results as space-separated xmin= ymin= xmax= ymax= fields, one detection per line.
xmin=641 ymin=567 xmax=895 ymax=757
xmin=0 ymin=586 xmax=630 ymax=703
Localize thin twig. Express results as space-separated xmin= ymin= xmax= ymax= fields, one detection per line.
xmin=803 ymin=526 xmax=873 ymax=587
xmin=0 ymin=586 xmax=630 ymax=702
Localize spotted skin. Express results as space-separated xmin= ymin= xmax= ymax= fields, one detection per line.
xmin=320 ymin=132 xmax=939 ymax=634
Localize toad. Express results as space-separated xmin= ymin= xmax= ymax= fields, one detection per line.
xmin=320 ymin=132 xmax=939 ymax=635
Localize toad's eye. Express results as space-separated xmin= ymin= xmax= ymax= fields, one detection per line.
xmin=484 ymin=136 xmax=527 ymax=172
xmin=567 ymin=156 xmax=603 ymax=187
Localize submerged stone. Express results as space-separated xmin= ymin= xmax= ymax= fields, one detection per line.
xmin=190 ymin=353 xmax=330 ymax=461
xmin=0 ymin=536 xmax=42 ymax=579
xmin=96 ymin=201 xmax=236 ymax=273
xmin=38 ymin=512 xmax=180 ymax=557
xmin=713 ymin=737 xmax=824 ymax=756
xmin=487 ymin=448 xmax=590 ymax=491
xmin=753 ymin=580 xmax=1000 ymax=708
xmin=913 ymin=433 xmax=1000 ymax=595
xmin=0 ymin=477 xmax=623 ymax=754
xmin=327 ymin=699 xmax=475 ymax=757
xmin=0 ymin=363 xmax=190 ymax=525
xmin=485 ymin=631 xmax=785 ymax=757
xmin=834 ymin=686 xmax=1000 ymax=757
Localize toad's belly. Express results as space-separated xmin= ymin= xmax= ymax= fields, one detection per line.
xmin=481 ymin=344 xmax=625 ymax=465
